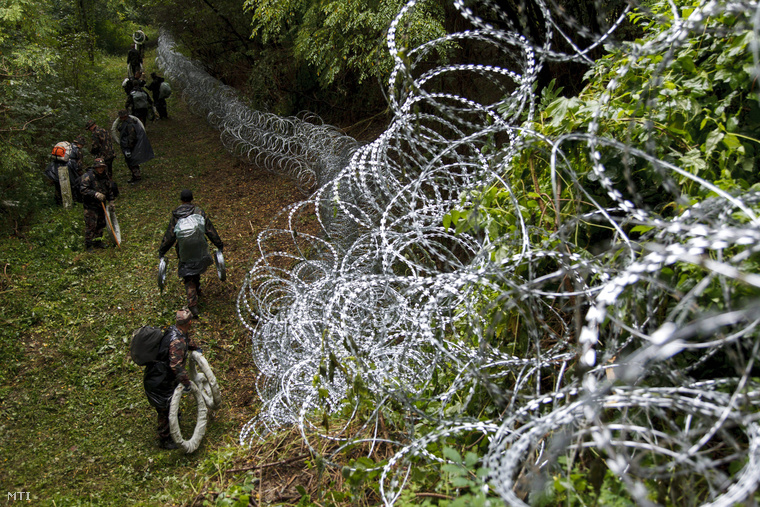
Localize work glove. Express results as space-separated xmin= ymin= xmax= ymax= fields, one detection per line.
xmin=183 ymin=382 xmax=192 ymax=393
xmin=95 ymin=192 xmax=105 ymax=202
xmin=123 ymin=150 xmax=132 ymax=158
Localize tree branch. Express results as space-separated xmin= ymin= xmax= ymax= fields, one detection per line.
xmin=200 ymin=0 xmax=256 ymax=55
xmin=0 ymin=112 xmax=54 ymax=133
xmin=225 ymin=453 xmax=310 ymax=473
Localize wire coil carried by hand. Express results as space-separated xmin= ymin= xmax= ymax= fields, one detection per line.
xmin=168 ymin=352 xmax=221 ymax=453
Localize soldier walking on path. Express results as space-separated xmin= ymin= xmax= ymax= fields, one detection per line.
xmin=147 ymin=72 xmax=170 ymax=120
xmin=127 ymin=44 xmax=143 ymax=79
xmin=142 ymin=308 xmax=202 ymax=450
xmin=79 ymin=158 xmax=115 ymax=251
xmin=158 ymin=189 xmax=224 ymax=319
xmin=85 ymin=119 xmax=116 ymax=180
xmin=113 ymin=109 xmax=154 ymax=185
xmin=126 ymin=81 xmax=153 ymax=126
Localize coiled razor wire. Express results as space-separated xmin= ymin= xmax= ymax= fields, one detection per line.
xmin=156 ymin=34 xmax=359 ymax=195
xmin=157 ymin=0 xmax=760 ymax=504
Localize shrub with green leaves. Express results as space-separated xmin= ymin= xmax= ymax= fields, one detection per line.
xmin=245 ymin=0 xmax=448 ymax=88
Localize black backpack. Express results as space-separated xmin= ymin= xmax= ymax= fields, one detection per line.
xmin=130 ymin=326 xmax=167 ymax=365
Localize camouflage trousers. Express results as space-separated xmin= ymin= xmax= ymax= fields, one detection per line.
xmin=83 ymin=208 xmax=106 ymax=247
xmin=155 ymin=405 xmax=170 ymax=440
xmin=183 ymin=274 xmax=201 ymax=307
xmin=104 ymin=156 xmax=115 ymax=180
xmin=126 ymin=161 xmax=141 ymax=180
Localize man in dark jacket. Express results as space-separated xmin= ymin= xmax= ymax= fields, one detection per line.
xmin=143 ymin=308 xmax=201 ymax=450
xmin=114 ymin=109 xmax=154 ymax=184
xmin=44 ymin=152 xmax=80 ymax=206
xmin=147 ymin=72 xmax=169 ymax=120
xmin=86 ymin=120 xmax=116 ymax=180
xmin=79 ymin=158 xmax=115 ymax=251
xmin=125 ymin=82 xmax=153 ymax=127
xmin=158 ymin=189 xmax=224 ymax=318
xmin=71 ymin=136 xmax=86 ymax=177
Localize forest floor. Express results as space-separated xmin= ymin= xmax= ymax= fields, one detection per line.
xmin=0 ymin=76 xmax=355 ymax=505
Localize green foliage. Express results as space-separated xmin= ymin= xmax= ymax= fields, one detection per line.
xmin=341 ymin=455 xmax=385 ymax=502
xmin=0 ymin=0 xmax=144 ymax=235
xmin=144 ymin=0 xmax=255 ymax=86
xmin=246 ymin=0 xmax=448 ymax=88
xmin=536 ymin=4 xmax=760 ymax=198
xmin=211 ymin=474 xmax=259 ymax=506
xmin=531 ymin=456 xmax=635 ymax=507
xmin=443 ymin=1 xmax=760 ymax=257
xmin=0 ymin=0 xmax=59 ymax=75
xmin=93 ymin=18 xmax=139 ymax=54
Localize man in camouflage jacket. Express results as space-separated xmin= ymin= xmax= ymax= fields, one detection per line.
xmin=79 ymin=158 xmax=115 ymax=251
xmin=85 ymin=120 xmax=116 ymax=180
xmin=143 ymin=309 xmax=202 ymax=449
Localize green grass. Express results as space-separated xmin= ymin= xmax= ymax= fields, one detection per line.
xmin=0 ymin=48 xmax=276 ymax=506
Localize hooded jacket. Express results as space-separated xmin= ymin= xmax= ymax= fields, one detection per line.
xmin=158 ymin=203 xmax=224 ymax=278
xmin=112 ymin=115 xmax=154 ymax=166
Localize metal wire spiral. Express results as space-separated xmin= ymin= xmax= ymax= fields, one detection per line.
xmin=158 ymin=0 xmax=760 ymax=504
xmin=156 ymin=35 xmax=359 ymax=193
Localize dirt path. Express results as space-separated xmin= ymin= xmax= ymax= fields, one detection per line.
xmin=142 ymin=91 xmax=337 ymax=505
xmin=0 ymin=66 xmax=334 ymax=506
xmin=128 ymin=95 xmax=309 ymax=444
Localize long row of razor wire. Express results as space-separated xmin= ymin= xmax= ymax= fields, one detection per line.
xmin=158 ymin=0 xmax=760 ymax=504
xmin=155 ymin=34 xmax=359 ymax=195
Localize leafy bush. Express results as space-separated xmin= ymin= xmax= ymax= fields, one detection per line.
xmin=246 ymin=0 xmax=448 ymax=88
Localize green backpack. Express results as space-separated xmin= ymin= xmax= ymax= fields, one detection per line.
xmin=131 ymin=89 xmax=150 ymax=110
xmin=159 ymin=81 xmax=172 ymax=100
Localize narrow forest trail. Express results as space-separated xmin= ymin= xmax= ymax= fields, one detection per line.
xmin=135 ymin=91 xmax=309 ymax=431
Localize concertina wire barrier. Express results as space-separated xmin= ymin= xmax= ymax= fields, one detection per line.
xmin=157 ymin=0 xmax=760 ymax=503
